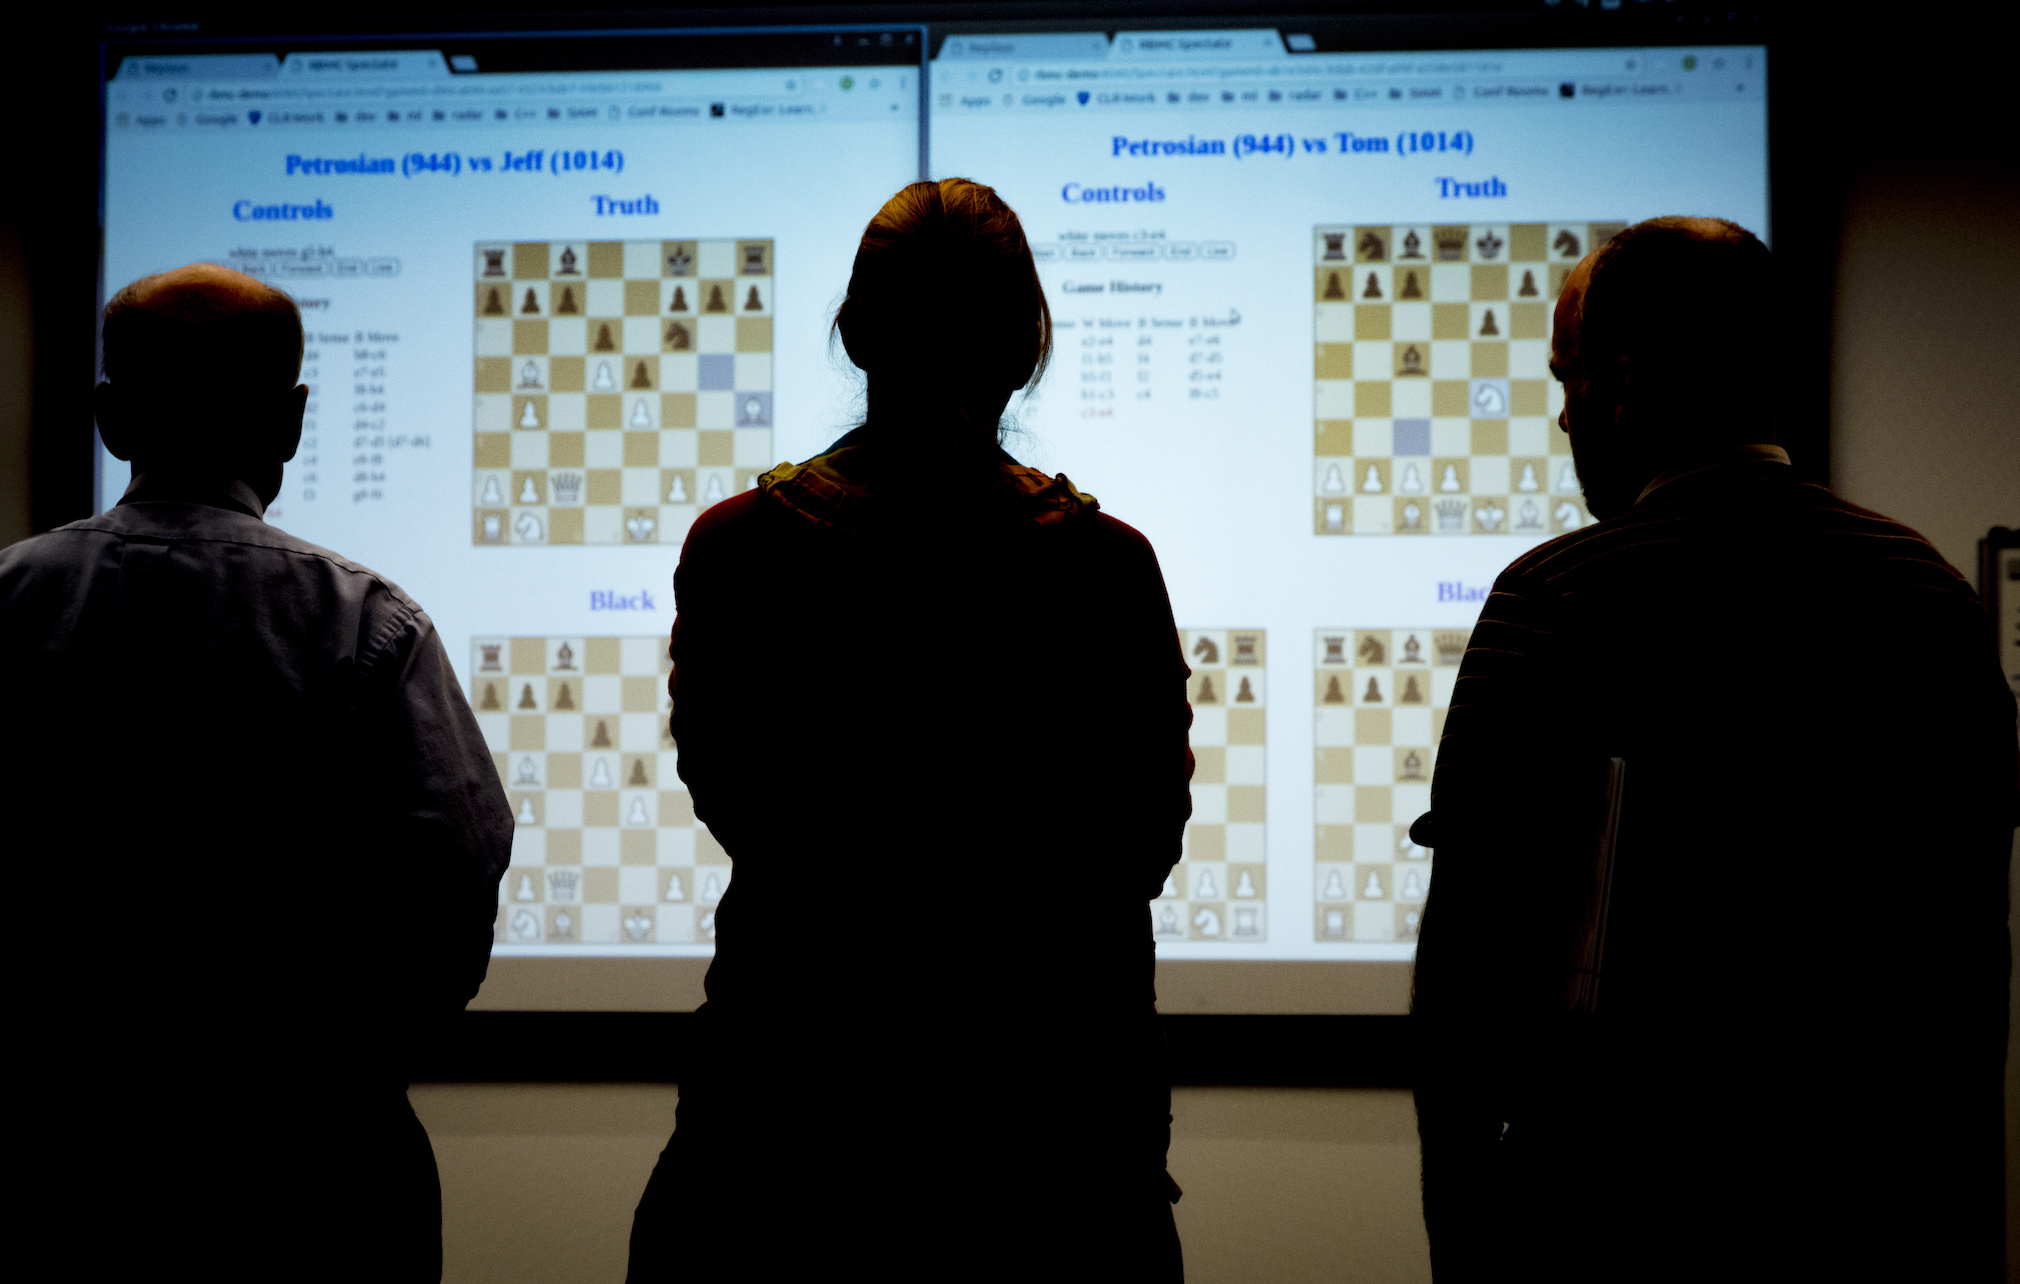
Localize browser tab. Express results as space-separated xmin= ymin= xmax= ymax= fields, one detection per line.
xmin=1110 ymin=30 xmax=1286 ymax=60
xmin=938 ymin=34 xmax=1109 ymax=61
xmin=115 ymin=54 xmax=280 ymax=80
xmin=280 ymin=51 xmax=451 ymax=80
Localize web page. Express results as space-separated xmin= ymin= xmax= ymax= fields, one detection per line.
xmin=929 ymin=31 xmax=1768 ymax=961
xmin=100 ymin=31 xmax=923 ymax=958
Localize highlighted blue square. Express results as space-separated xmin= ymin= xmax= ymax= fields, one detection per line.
xmin=698 ymin=353 xmax=735 ymax=391
xmin=1392 ymin=419 xmax=1431 ymax=456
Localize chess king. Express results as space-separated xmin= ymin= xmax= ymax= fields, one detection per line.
xmin=2 ymin=263 xmax=512 ymax=1282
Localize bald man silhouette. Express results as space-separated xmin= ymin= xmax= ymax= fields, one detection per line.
xmin=1 ymin=266 xmax=510 ymax=1282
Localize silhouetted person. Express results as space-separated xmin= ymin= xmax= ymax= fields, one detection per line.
xmin=626 ymin=180 xmax=1192 ymax=1281
xmin=1410 ymin=219 xmax=2017 ymax=1281
xmin=1 ymin=265 xmax=511 ymax=1282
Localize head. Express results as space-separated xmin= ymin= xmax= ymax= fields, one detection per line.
xmin=1551 ymin=217 xmax=1777 ymax=518
xmin=97 ymin=263 xmax=307 ymax=503
xmin=834 ymin=178 xmax=1052 ymax=448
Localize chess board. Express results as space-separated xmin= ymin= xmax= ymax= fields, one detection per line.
xmin=472 ymin=636 xmax=726 ymax=947
xmin=1312 ymin=627 xmax=1467 ymax=942
xmin=1312 ymin=222 xmax=1622 ymax=536
xmin=472 ymin=239 xmax=775 ymax=546
xmin=1153 ymin=629 xmax=1268 ymax=943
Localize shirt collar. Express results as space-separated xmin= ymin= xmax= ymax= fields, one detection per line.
xmin=1635 ymin=443 xmax=1791 ymax=507
xmin=118 ymin=471 xmax=269 ymax=520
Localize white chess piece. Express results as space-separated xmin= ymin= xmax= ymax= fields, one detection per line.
xmin=1399 ymin=462 xmax=1424 ymax=493
xmin=1402 ymin=870 xmax=1424 ymax=899
xmin=1233 ymin=908 xmax=1258 ymax=936
xmin=664 ymin=874 xmax=684 ymax=902
xmin=513 ymin=512 xmax=544 ymax=541
xmin=625 ymin=796 xmax=650 ymax=825
xmin=1325 ymin=910 xmax=1345 ymax=936
xmin=1473 ymin=384 xmax=1507 ymax=415
xmin=1321 ymin=463 xmax=1346 ymax=494
xmin=482 ymin=514 xmax=502 ymax=541
xmin=480 ymin=476 xmax=504 ymax=506
xmin=1402 ymin=502 xmax=1421 ymax=529
xmin=699 ymin=910 xmax=717 ymax=942
xmin=1475 ymin=503 xmax=1505 ymax=531
xmin=1160 ymin=873 xmax=1177 ymax=898
xmin=667 ymin=475 xmax=688 ymax=503
xmin=703 ymin=474 xmax=725 ymax=503
xmin=594 ymin=360 xmax=616 ymax=390
xmin=514 ymin=873 xmax=536 ymax=901
xmin=1194 ymin=868 xmax=1219 ymax=899
xmin=519 ymin=476 xmax=539 ymax=504
xmin=1234 ymin=871 xmax=1256 ymax=898
xmin=630 ymin=398 xmax=652 ymax=428
xmin=590 ymin=757 xmax=614 ymax=788
xmin=1362 ymin=464 xmax=1383 ymax=493
xmin=1364 ymin=871 xmax=1384 ymax=898
xmin=515 ymin=797 xmax=536 ymax=825
xmin=1519 ymin=499 xmax=1541 ymax=529
xmin=1555 ymin=501 xmax=1584 ymax=530
xmin=1324 ymin=504 xmax=1344 ymax=531
xmin=1517 ymin=462 xmax=1540 ymax=492
xmin=511 ymin=909 xmax=540 ymax=941
xmin=1159 ymin=905 xmax=1180 ymax=934
xmin=1556 ymin=461 xmax=1578 ymax=493
xmin=1439 ymin=464 xmax=1461 ymax=492
xmin=1323 ymin=869 xmax=1346 ymax=899
xmin=514 ymin=756 xmax=539 ymax=786
xmin=701 ymin=872 xmax=722 ymax=903
xmin=1192 ymin=908 xmax=1222 ymax=937
xmin=519 ymin=400 xmax=539 ymax=428
xmin=519 ymin=359 xmax=542 ymax=388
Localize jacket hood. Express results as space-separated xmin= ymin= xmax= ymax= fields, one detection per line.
xmin=757 ymin=437 xmax=1099 ymax=538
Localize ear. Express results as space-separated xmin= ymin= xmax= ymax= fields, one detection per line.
xmin=94 ymin=382 xmax=135 ymax=461
xmin=273 ymin=383 xmax=308 ymax=463
xmin=835 ymin=304 xmax=876 ymax=372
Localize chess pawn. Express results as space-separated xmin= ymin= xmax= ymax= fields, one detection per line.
xmin=594 ymin=360 xmax=616 ymax=390
xmin=628 ymin=759 xmax=649 ymax=786
xmin=1557 ymin=461 xmax=1578 ymax=493
xmin=1362 ymin=464 xmax=1383 ymax=493
xmin=590 ymin=757 xmax=614 ymax=788
xmin=519 ymin=400 xmax=539 ymax=428
xmin=1235 ymin=676 xmax=1255 ymax=703
xmin=744 ymin=286 xmax=763 ymax=311
xmin=706 ymin=284 xmax=727 ymax=312
xmin=1478 ymin=309 xmax=1499 ymax=337
xmin=552 ymin=682 xmax=575 ymax=710
xmin=1196 ymin=675 xmax=1218 ymax=704
xmin=1402 ymin=870 xmax=1424 ymax=899
xmin=1322 ymin=271 xmax=1345 ymax=301
xmin=1194 ymin=868 xmax=1218 ymax=899
xmin=1439 ymin=464 xmax=1461 ymax=492
xmin=591 ymin=720 xmax=612 ymax=748
xmin=631 ymin=360 xmax=652 ymax=389
xmin=1399 ymin=270 xmax=1424 ymax=299
xmin=1160 ymin=873 xmax=1178 ymax=898
xmin=520 ymin=288 xmax=540 ymax=315
xmin=1363 ymin=676 xmax=1383 ymax=703
xmin=515 ymin=873 xmax=537 ymax=900
xmin=1517 ymin=463 xmax=1540 ymax=491
xmin=1518 ymin=269 xmax=1539 ymax=297
xmin=1400 ymin=676 xmax=1424 ymax=704
xmin=516 ymin=797 xmax=536 ymax=825
xmin=483 ymin=288 xmax=505 ymax=316
xmin=1362 ymin=272 xmax=1382 ymax=300
xmin=594 ymin=323 xmax=616 ymax=352
xmin=626 ymin=796 xmax=650 ymax=826
xmin=1323 ymin=675 xmax=1346 ymax=704
xmin=479 ymin=682 xmax=500 ymax=711
xmin=1398 ymin=462 xmax=1424 ymax=494
xmin=1322 ymin=869 xmax=1346 ymax=899
xmin=668 ymin=285 xmax=688 ymax=312
xmin=518 ymin=683 xmax=538 ymax=709
xmin=555 ymin=286 xmax=579 ymax=315
xmin=630 ymin=398 xmax=652 ymax=428
xmin=701 ymin=872 xmax=722 ymax=902
xmin=665 ymin=874 xmax=684 ymax=902
xmin=1321 ymin=462 xmax=1345 ymax=494
xmin=703 ymin=474 xmax=725 ymax=503
xmin=481 ymin=476 xmax=504 ymax=506
xmin=667 ymin=475 xmax=689 ymax=503
xmin=1364 ymin=871 xmax=1384 ymax=898
xmin=519 ymin=476 xmax=539 ymax=504
xmin=1234 ymin=871 xmax=1255 ymax=898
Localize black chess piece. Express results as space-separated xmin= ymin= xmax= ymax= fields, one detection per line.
xmin=1323 ymin=675 xmax=1346 ymax=704
xmin=1518 ymin=270 xmax=1539 ymax=298
xmin=1363 ymin=677 xmax=1383 ymax=703
xmin=558 ymin=246 xmax=579 ymax=275
xmin=1402 ymin=750 xmax=1424 ymax=779
xmin=556 ymin=286 xmax=579 ymax=315
xmin=595 ymin=323 xmax=616 ymax=352
xmin=518 ymin=683 xmax=538 ymax=709
xmin=1192 ymin=636 xmax=1219 ymax=664
xmin=632 ymin=361 xmax=652 ymax=389
xmin=666 ymin=323 xmax=691 ymax=350
xmin=743 ymin=245 xmax=766 ymax=274
xmin=1358 ymin=230 xmax=1387 ymax=261
xmin=1399 ymin=345 xmax=1425 ymax=376
xmin=1323 ymin=232 xmax=1346 ymax=261
xmin=744 ymin=286 xmax=763 ymax=311
xmin=554 ymin=682 xmax=576 ymax=710
xmin=628 ymin=759 xmax=649 ymax=786
xmin=669 ymin=286 xmax=688 ymax=313
xmin=1359 ymin=635 xmax=1385 ymax=664
xmin=1554 ymin=228 xmax=1583 ymax=259
xmin=1197 ymin=675 xmax=1218 ymax=704
xmin=1235 ymin=677 xmax=1255 ymax=703
xmin=1403 ymin=634 xmax=1422 ymax=664
xmin=705 ymin=284 xmax=727 ymax=313
xmin=520 ymin=288 xmax=541 ymax=316
xmin=1401 ymin=229 xmax=1425 ymax=259
xmin=1400 ymin=674 xmax=1424 ymax=704
xmin=1362 ymin=272 xmax=1383 ymax=300
xmin=1400 ymin=270 xmax=1424 ymax=300
xmin=555 ymin=643 xmax=576 ymax=670
xmin=483 ymin=288 xmax=505 ymax=316
xmin=1479 ymin=309 xmax=1499 ymax=337
xmin=592 ymin=720 xmax=613 ymax=748
xmin=480 ymin=683 xmax=501 ymax=711
xmin=1323 ymin=272 xmax=1346 ymax=301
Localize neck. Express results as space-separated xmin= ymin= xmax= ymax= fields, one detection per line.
xmin=130 ymin=460 xmax=281 ymax=511
xmin=861 ymin=377 xmax=1012 ymax=455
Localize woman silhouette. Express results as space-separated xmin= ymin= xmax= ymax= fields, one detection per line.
xmin=626 ymin=180 xmax=1193 ymax=1280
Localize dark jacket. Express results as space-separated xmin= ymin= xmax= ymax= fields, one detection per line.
xmin=1411 ymin=455 xmax=2017 ymax=1282
xmin=628 ymin=434 xmax=1193 ymax=1281
xmin=1 ymin=477 xmax=511 ymax=1283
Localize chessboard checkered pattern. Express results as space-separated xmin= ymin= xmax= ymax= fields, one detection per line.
xmin=472 ymin=239 xmax=774 ymax=547
xmin=1312 ymin=222 xmax=1621 ymax=535
xmin=472 ymin=636 xmax=727 ymax=947
xmin=1154 ymin=629 xmax=1268 ymax=943
xmin=1311 ymin=627 xmax=1467 ymax=942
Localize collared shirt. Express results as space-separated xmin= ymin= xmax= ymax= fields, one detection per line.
xmin=1 ymin=475 xmax=511 ymax=1083
xmin=1635 ymin=441 xmax=1791 ymax=506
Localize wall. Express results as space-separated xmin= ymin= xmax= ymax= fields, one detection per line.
xmin=413 ymin=1085 xmax=1431 ymax=1284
